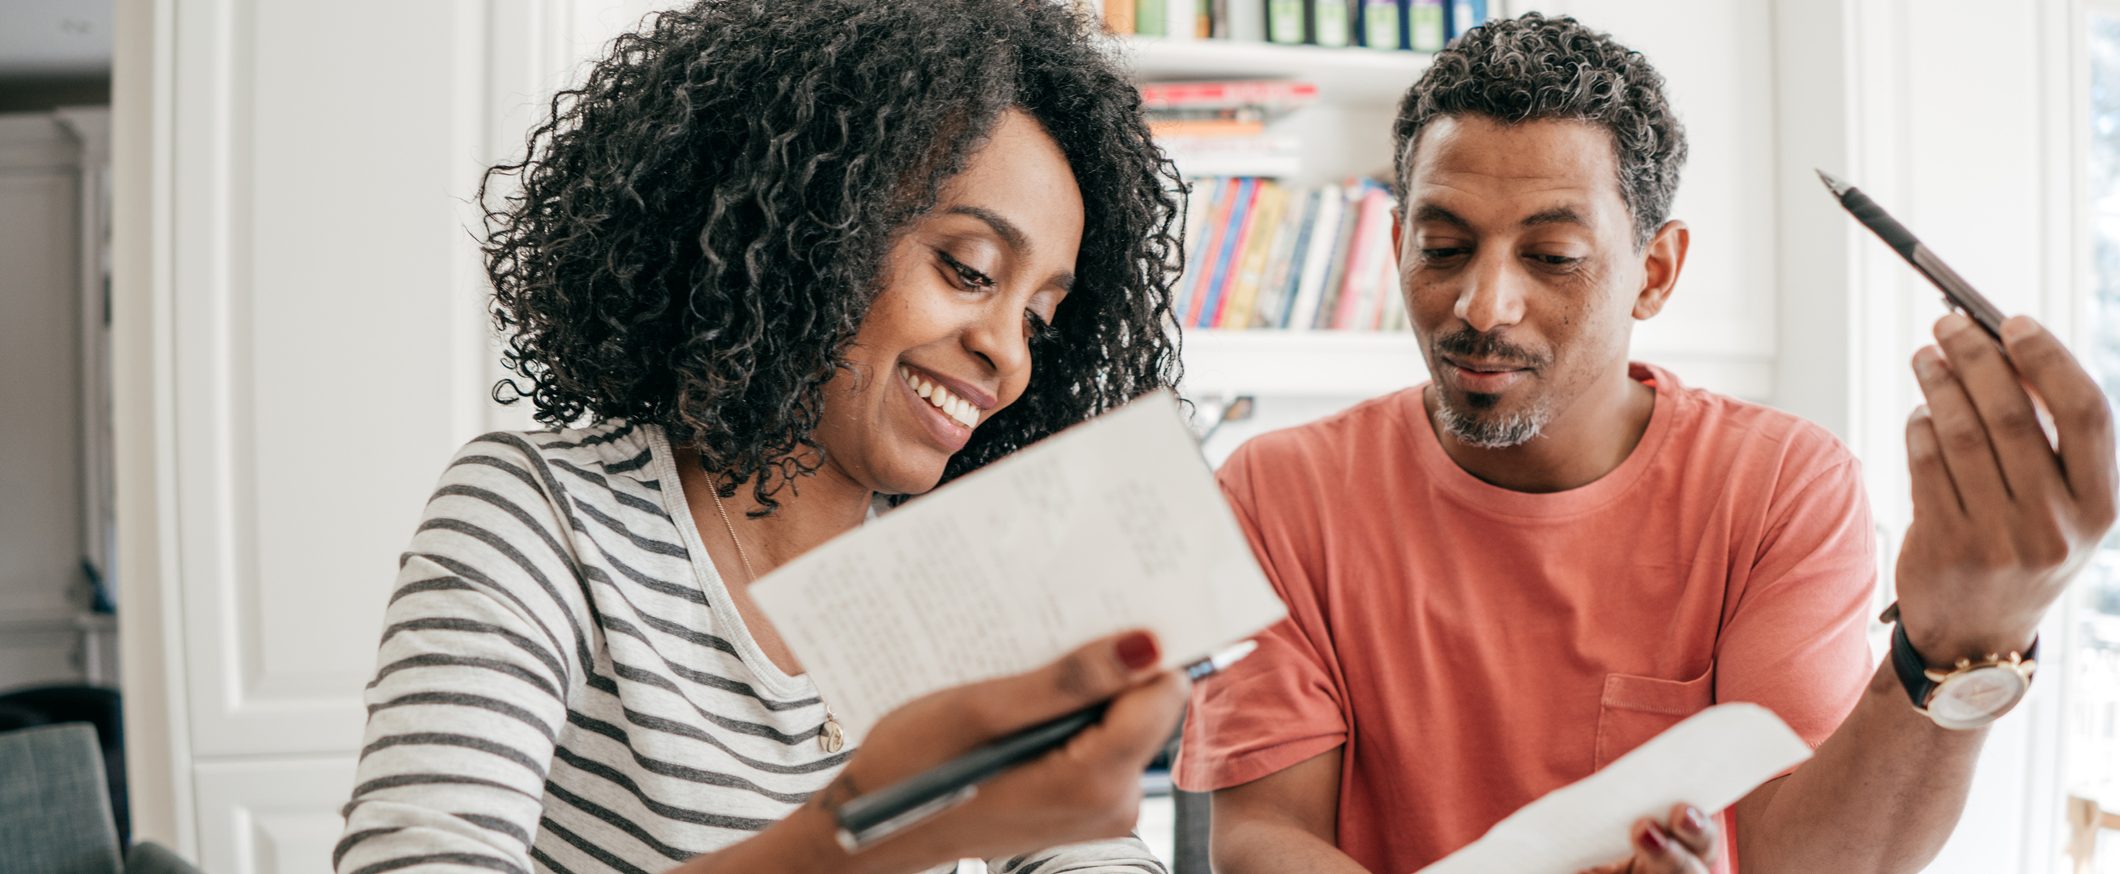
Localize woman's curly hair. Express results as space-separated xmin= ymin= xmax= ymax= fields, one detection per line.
xmin=480 ymin=0 xmax=1184 ymax=512
xmin=1392 ymin=13 xmax=1687 ymax=248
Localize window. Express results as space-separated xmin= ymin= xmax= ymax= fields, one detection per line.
xmin=2071 ymin=9 xmax=2120 ymax=872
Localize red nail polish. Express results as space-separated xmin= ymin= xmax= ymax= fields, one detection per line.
xmin=1639 ymin=825 xmax=1670 ymax=855
xmin=1116 ymin=632 xmax=1159 ymax=670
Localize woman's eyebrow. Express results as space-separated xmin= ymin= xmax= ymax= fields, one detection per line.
xmin=946 ymin=205 xmax=1031 ymax=255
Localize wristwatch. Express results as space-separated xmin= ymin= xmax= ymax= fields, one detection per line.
xmin=1887 ymin=614 xmax=2039 ymax=730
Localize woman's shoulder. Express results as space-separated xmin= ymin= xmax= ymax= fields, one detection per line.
xmin=440 ymin=420 xmax=662 ymax=491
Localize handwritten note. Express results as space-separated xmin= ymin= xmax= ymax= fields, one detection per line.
xmin=751 ymin=390 xmax=1287 ymax=743
xmin=1416 ymin=704 xmax=1813 ymax=874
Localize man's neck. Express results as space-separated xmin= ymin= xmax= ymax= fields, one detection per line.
xmin=1426 ymin=365 xmax=1657 ymax=494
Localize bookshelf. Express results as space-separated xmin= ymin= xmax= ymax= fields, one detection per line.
xmin=1117 ymin=37 xmax=1431 ymax=106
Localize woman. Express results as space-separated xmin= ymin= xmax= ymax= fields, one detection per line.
xmin=334 ymin=1 xmax=1191 ymax=872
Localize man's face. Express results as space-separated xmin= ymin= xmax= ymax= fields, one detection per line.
xmin=1398 ymin=115 xmax=1664 ymax=449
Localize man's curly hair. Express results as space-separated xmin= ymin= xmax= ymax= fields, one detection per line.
xmin=1392 ymin=13 xmax=1687 ymax=248
xmin=479 ymin=0 xmax=1184 ymax=512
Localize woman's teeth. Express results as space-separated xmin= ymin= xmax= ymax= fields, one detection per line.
xmin=901 ymin=367 xmax=979 ymax=428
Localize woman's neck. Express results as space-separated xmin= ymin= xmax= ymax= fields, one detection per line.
xmin=673 ymin=447 xmax=872 ymax=577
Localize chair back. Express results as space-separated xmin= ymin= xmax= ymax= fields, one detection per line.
xmin=0 ymin=723 xmax=122 ymax=874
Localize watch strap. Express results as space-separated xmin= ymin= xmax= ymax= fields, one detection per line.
xmin=1888 ymin=621 xmax=2041 ymax=710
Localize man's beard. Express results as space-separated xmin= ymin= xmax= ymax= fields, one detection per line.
xmin=1431 ymin=328 xmax=1554 ymax=449
xmin=1434 ymin=390 xmax=1554 ymax=449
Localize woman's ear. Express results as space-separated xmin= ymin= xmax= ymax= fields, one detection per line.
xmin=1632 ymin=220 xmax=1689 ymax=321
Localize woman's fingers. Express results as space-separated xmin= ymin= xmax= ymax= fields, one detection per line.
xmin=1066 ymin=669 xmax=1189 ymax=771
xmin=929 ymin=630 xmax=1165 ymax=749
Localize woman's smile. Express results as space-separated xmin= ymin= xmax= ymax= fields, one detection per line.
xmin=898 ymin=363 xmax=990 ymax=452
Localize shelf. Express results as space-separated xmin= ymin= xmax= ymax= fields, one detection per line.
xmin=1177 ymin=329 xmax=1777 ymax=402
xmin=1178 ymin=330 xmax=1425 ymax=398
xmin=1116 ymin=37 xmax=1432 ymax=106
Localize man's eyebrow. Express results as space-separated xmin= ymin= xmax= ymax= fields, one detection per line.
xmin=946 ymin=205 xmax=1030 ymax=255
xmin=1410 ymin=204 xmax=1471 ymax=230
xmin=1522 ymin=206 xmax=1589 ymax=228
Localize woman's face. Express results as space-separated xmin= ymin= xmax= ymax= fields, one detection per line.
xmin=813 ymin=109 xmax=1085 ymax=496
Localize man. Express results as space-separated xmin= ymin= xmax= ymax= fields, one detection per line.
xmin=1174 ymin=13 xmax=2117 ymax=874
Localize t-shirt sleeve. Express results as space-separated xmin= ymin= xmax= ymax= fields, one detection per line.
xmin=1714 ymin=449 xmax=1877 ymax=750
xmin=335 ymin=435 xmax=587 ymax=874
xmin=1173 ymin=440 xmax=1350 ymax=792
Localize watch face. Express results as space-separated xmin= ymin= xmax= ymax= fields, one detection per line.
xmin=1928 ymin=666 xmax=2030 ymax=730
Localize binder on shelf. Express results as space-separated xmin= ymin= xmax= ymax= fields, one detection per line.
xmin=1312 ymin=0 xmax=1353 ymax=47
xmin=1362 ymin=0 xmax=1401 ymax=51
xmin=1445 ymin=0 xmax=1487 ymax=41
xmin=1408 ymin=0 xmax=1446 ymax=52
xmin=1266 ymin=0 xmax=1308 ymax=45
xmin=1136 ymin=0 xmax=1167 ymax=36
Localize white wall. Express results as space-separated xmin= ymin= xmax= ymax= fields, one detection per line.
xmin=0 ymin=113 xmax=89 ymax=691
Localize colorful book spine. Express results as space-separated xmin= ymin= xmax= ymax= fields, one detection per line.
xmin=1136 ymin=0 xmax=1167 ymax=36
xmin=1408 ymin=0 xmax=1446 ymax=51
xmin=1253 ymin=187 xmax=1317 ymax=328
xmin=1222 ymin=181 xmax=1287 ymax=328
xmin=1331 ymin=185 xmax=1385 ymax=329
xmin=1284 ymin=183 xmax=1344 ymax=330
xmin=1201 ymin=179 xmax=1263 ymax=327
xmin=1195 ymin=178 xmax=1256 ymax=326
xmin=1181 ymin=178 xmax=1241 ymax=325
xmin=1138 ymin=80 xmax=1319 ymax=111
xmin=1311 ymin=183 xmax=1366 ymax=328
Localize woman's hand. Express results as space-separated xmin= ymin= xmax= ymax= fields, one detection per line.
xmin=1575 ymin=805 xmax=1720 ymax=874
xmin=706 ymin=630 xmax=1187 ymax=874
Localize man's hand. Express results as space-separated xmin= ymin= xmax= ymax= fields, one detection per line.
xmin=1576 ymin=805 xmax=1719 ymax=874
xmin=1895 ymin=313 xmax=2117 ymax=663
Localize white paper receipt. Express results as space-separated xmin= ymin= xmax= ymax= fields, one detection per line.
xmin=750 ymin=389 xmax=1287 ymax=744
xmin=1416 ymin=703 xmax=1812 ymax=874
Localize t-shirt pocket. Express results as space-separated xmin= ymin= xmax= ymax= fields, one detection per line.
xmin=1594 ymin=666 xmax=1715 ymax=770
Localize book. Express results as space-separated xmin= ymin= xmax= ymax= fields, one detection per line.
xmin=1171 ymin=178 xmax=1218 ymax=319
xmin=1445 ymin=0 xmax=1486 ymax=41
xmin=1148 ymin=117 xmax=1270 ymax=138
xmin=1227 ymin=0 xmax=1267 ymax=42
xmin=1180 ymin=178 xmax=1241 ymax=324
xmin=1310 ymin=182 xmax=1367 ymax=328
xmin=1252 ymin=186 xmax=1319 ymax=328
xmin=1199 ymin=178 xmax=1263 ymax=327
xmin=1266 ymin=0 xmax=1308 ymax=44
xmin=1136 ymin=0 xmax=1167 ymax=36
xmin=1363 ymin=0 xmax=1401 ymax=51
xmin=1163 ymin=0 xmax=1200 ymax=40
xmin=1331 ymin=185 xmax=1391 ymax=329
xmin=1138 ymin=80 xmax=1320 ymax=111
xmin=1221 ymin=181 xmax=1288 ymax=328
xmin=1313 ymin=0 xmax=1352 ymax=47
xmin=1408 ymin=0 xmax=1446 ymax=51
xmin=1283 ymin=183 xmax=1345 ymax=329
xmin=1106 ymin=0 xmax=1138 ymax=35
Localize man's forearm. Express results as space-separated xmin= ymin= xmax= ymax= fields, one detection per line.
xmin=1212 ymin=820 xmax=1370 ymax=874
xmin=1735 ymin=661 xmax=1989 ymax=874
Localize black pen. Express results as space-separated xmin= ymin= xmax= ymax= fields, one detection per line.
xmin=1817 ymin=169 xmax=2007 ymax=340
xmin=832 ymin=639 xmax=1260 ymax=851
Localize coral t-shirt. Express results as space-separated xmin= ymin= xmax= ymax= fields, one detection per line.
xmin=1175 ymin=364 xmax=1876 ymax=873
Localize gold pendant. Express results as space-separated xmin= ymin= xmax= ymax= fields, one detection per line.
xmin=819 ymin=717 xmax=845 ymax=753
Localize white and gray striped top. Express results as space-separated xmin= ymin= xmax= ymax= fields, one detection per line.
xmin=336 ymin=421 xmax=1165 ymax=874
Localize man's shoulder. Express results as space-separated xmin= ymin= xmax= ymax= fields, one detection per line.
xmin=1661 ymin=375 xmax=1858 ymax=487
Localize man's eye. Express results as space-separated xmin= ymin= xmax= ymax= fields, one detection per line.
xmin=1529 ymin=254 xmax=1582 ymax=267
xmin=1419 ymin=248 xmax=1469 ymax=261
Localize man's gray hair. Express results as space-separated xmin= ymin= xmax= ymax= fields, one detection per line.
xmin=1391 ymin=13 xmax=1688 ymax=248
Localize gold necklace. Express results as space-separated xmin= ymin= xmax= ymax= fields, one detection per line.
xmin=710 ymin=485 xmax=845 ymax=754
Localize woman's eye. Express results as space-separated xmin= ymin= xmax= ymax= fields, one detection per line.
xmin=938 ymin=252 xmax=995 ymax=289
xmin=1025 ymin=310 xmax=1058 ymax=343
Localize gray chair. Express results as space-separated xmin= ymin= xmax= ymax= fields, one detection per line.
xmin=0 ymin=723 xmax=201 ymax=874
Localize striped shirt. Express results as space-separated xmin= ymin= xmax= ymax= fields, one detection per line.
xmin=336 ymin=421 xmax=1166 ymax=874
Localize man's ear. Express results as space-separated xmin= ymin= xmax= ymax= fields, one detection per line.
xmin=1391 ymin=210 xmax=1404 ymax=258
xmin=1632 ymin=220 xmax=1689 ymax=320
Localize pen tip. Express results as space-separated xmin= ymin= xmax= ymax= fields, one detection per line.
xmin=1815 ymin=169 xmax=1850 ymax=196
